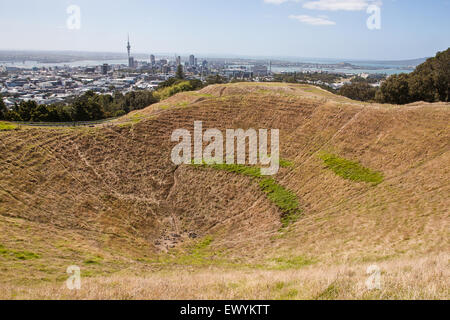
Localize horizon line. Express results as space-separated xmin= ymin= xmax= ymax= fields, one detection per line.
xmin=0 ymin=48 xmax=437 ymax=63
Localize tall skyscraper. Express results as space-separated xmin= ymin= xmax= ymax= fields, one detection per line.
xmin=127 ymin=35 xmax=135 ymax=69
xmin=101 ymin=64 xmax=109 ymax=75
xmin=150 ymin=54 xmax=156 ymax=66
xmin=127 ymin=35 xmax=131 ymax=60
xmin=252 ymin=65 xmax=268 ymax=77
xmin=176 ymin=55 xmax=181 ymax=66
xmin=189 ymin=55 xmax=195 ymax=67
xmin=128 ymin=57 xmax=135 ymax=69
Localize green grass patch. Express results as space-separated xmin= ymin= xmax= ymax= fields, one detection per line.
xmin=279 ymin=289 xmax=299 ymax=300
xmin=118 ymin=122 xmax=133 ymax=128
xmin=159 ymin=102 xmax=190 ymax=110
xmin=259 ymin=178 xmax=301 ymax=227
xmin=0 ymin=244 xmax=40 ymax=260
xmin=129 ymin=113 xmax=143 ymax=124
xmin=187 ymin=92 xmax=214 ymax=98
xmin=193 ymin=236 xmax=213 ymax=250
xmin=314 ymin=282 xmax=340 ymax=300
xmin=149 ymin=236 xmax=233 ymax=267
xmin=176 ymin=101 xmax=189 ymax=108
xmin=269 ymin=256 xmax=316 ymax=270
xmin=319 ymin=152 xmax=384 ymax=185
xmin=0 ymin=122 xmax=18 ymax=131
xmin=192 ymin=161 xmax=302 ymax=228
xmin=274 ymin=281 xmax=286 ymax=290
xmin=154 ymin=81 xmax=196 ymax=100
xmin=279 ymin=159 xmax=294 ymax=168
xmin=200 ymin=163 xmax=262 ymax=178
xmin=83 ymin=256 xmax=103 ymax=265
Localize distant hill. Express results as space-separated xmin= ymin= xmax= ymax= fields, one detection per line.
xmin=354 ymin=57 xmax=428 ymax=66
xmin=0 ymin=50 xmax=147 ymax=63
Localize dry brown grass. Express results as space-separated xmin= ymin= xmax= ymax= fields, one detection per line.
xmin=1 ymin=253 xmax=447 ymax=300
xmin=0 ymin=83 xmax=449 ymax=299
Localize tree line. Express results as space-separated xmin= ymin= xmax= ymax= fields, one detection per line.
xmin=274 ymin=72 xmax=344 ymax=84
xmin=0 ymin=90 xmax=158 ymax=122
xmin=339 ymin=48 xmax=449 ymax=104
xmin=0 ymin=78 xmax=204 ymax=122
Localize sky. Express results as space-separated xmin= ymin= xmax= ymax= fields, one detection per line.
xmin=0 ymin=0 xmax=449 ymax=60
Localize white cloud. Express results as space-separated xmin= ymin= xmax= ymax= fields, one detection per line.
xmin=289 ymin=14 xmax=336 ymax=25
xmin=263 ymin=0 xmax=290 ymax=4
xmin=264 ymin=0 xmax=382 ymax=11
xmin=303 ymin=0 xmax=380 ymax=11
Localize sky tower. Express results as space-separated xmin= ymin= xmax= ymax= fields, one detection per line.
xmin=127 ymin=34 xmax=131 ymax=59
xmin=127 ymin=34 xmax=135 ymax=69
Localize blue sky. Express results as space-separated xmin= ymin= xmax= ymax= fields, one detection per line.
xmin=0 ymin=0 xmax=448 ymax=60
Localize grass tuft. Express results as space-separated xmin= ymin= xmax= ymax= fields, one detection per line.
xmin=150 ymin=236 xmax=230 ymax=267
xmin=319 ymin=152 xmax=384 ymax=185
xmin=279 ymin=159 xmax=294 ymax=168
xmin=0 ymin=244 xmax=40 ymax=260
xmin=129 ymin=113 xmax=143 ymax=124
xmin=0 ymin=122 xmax=18 ymax=131
xmin=270 ymin=256 xmax=316 ymax=270
xmin=314 ymin=282 xmax=340 ymax=300
xmin=83 ymin=256 xmax=103 ymax=265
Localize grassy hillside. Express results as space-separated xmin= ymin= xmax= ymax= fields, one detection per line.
xmin=0 ymin=83 xmax=448 ymax=299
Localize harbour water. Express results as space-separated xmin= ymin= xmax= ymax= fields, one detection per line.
xmin=271 ymin=66 xmax=413 ymax=75
xmin=1 ymin=58 xmax=416 ymax=75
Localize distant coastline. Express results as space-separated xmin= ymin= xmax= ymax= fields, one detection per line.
xmin=0 ymin=50 xmax=426 ymax=75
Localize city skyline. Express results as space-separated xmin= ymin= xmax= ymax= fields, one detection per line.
xmin=0 ymin=0 xmax=449 ymax=60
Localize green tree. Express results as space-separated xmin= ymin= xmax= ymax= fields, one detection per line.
xmin=31 ymin=104 xmax=51 ymax=122
xmin=188 ymin=79 xmax=204 ymax=90
xmin=408 ymin=69 xmax=436 ymax=102
xmin=157 ymin=77 xmax=179 ymax=89
xmin=56 ymin=105 xmax=73 ymax=122
xmin=0 ymin=94 xmax=7 ymax=120
xmin=17 ymin=100 xmax=38 ymax=121
xmin=72 ymin=99 xmax=91 ymax=121
xmin=4 ymin=110 xmax=22 ymax=121
xmin=408 ymin=48 xmax=449 ymax=102
xmin=70 ymin=91 xmax=105 ymax=121
xmin=284 ymin=76 xmax=297 ymax=83
xmin=376 ymin=48 xmax=449 ymax=104
xmin=206 ymin=75 xmax=227 ymax=85
xmin=176 ymin=64 xmax=185 ymax=79
xmin=376 ymin=73 xmax=411 ymax=104
xmin=1 ymin=88 xmax=161 ymax=123
xmin=88 ymin=100 xmax=104 ymax=120
xmin=339 ymin=82 xmax=377 ymax=101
